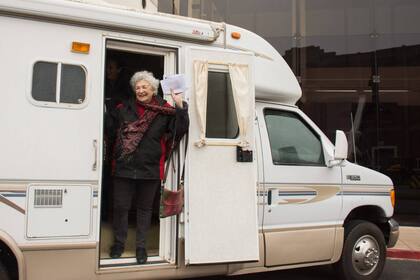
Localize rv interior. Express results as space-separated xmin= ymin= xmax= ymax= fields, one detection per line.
xmin=99 ymin=40 xmax=178 ymax=266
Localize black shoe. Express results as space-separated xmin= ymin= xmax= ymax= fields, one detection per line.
xmin=136 ymin=247 xmax=148 ymax=264
xmin=109 ymin=244 xmax=124 ymax=258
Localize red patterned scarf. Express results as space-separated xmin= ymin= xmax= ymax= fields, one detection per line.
xmin=116 ymin=99 xmax=176 ymax=161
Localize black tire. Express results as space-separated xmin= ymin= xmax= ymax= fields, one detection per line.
xmin=0 ymin=259 xmax=11 ymax=280
xmin=335 ymin=220 xmax=386 ymax=280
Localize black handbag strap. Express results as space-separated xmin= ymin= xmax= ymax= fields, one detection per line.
xmin=180 ymin=132 xmax=188 ymax=185
xmin=162 ymin=138 xmax=176 ymax=185
xmin=162 ymin=131 xmax=188 ymax=186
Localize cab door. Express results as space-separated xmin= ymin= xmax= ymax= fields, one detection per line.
xmin=183 ymin=47 xmax=259 ymax=264
xmin=257 ymin=103 xmax=342 ymax=266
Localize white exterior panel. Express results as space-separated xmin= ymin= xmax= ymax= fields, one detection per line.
xmin=0 ymin=16 xmax=102 ymax=181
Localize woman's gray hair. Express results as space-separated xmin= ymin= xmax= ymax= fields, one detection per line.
xmin=130 ymin=71 xmax=159 ymax=95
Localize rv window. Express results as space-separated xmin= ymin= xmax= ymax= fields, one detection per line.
xmin=32 ymin=62 xmax=57 ymax=103
xmin=31 ymin=61 xmax=86 ymax=105
xmin=264 ymin=109 xmax=325 ymax=166
xmin=60 ymin=64 xmax=86 ymax=104
xmin=205 ymin=71 xmax=239 ymax=139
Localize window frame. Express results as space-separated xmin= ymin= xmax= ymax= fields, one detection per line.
xmin=29 ymin=59 xmax=88 ymax=109
xmin=263 ymin=107 xmax=326 ymax=167
xmin=204 ymin=65 xmax=240 ymax=142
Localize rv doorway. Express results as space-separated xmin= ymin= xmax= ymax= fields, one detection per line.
xmin=99 ymin=40 xmax=178 ymax=267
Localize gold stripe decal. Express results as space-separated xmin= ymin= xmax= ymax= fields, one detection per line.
xmin=266 ymin=185 xmax=341 ymax=205
xmin=0 ymin=194 xmax=26 ymax=214
xmin=281 ymin=198 xmax=307 ymax=204
xmin=307 ymin=186 xmax=341 ymax=204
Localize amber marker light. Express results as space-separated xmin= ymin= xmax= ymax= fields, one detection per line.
xmin=72 ymin=42 xmax=90 ymax=54
xmin=231 ymin=31 xmax=241 ymax=39
xmin=390 ymin=189 xmax=396 ymax=208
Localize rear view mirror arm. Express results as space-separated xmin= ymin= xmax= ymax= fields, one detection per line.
xmin=327 ymin=159 xmax=345 ymax=168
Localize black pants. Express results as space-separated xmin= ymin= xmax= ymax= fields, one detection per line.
xmin=112 ymin=177 xmax=160 ymax=249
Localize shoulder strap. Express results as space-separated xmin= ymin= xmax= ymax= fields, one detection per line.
xmin=162 ymin=135 xmax=176 ymax=185
xmin=162 ymin=132 xmax=188 ymax=186
xmin=162 ymin=112 xmax=188 ymax=186
xmin=180 ymin=132 xmax=188 ymax=184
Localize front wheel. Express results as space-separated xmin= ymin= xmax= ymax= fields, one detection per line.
xmin=335 ymin=220 xmax=386 ymax=280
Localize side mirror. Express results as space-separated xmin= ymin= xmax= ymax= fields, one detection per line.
xmin=334 ymin=130 xmax=348 ymax=160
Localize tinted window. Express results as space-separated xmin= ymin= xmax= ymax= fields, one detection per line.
xmin=31 ymin=61 xmax=86 ymax=106
xmin=206 ymin=71 xmax=239 ymax=138
xmin=264 ymin=109 xmax=324 ymax=166
xmin=60 ymin=64 xmax=86 ymax=104
xmin=32 ymin=62 xmax=57 ymax=102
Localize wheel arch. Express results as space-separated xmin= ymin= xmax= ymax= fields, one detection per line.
xmin=0 ymin=230 xmax=25 ymax=280
xmin=343 ymin=205 xmax=391 ymax=244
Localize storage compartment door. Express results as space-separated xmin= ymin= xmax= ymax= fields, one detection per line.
xmin=27 ymin=185 xmax=92 ymax=238
xmin=184 ymin=47 xmax=259 ymax=264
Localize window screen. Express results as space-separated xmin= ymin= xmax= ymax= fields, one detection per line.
xmin=60 ymin=64 xmax=86 ymax=104
xmin=264 ymin=109 xmax=325 ymax=166
xmin=206 ymin=71 xmax=239 ymax=138
xmin=31 ymin=61 xmax=86 ymax=106
xmin=32 ymin=62 xmax=57 ymax=102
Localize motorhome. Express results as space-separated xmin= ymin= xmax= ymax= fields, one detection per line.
xmin=0 ymin=1 xmax=399 ymax=280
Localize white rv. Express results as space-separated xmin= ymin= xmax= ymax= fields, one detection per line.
xmin=0 ymin=1 xmax=399 ymax=280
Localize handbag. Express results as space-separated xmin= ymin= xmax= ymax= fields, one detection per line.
xmin=159 ymin=132 xmax=188 ymax=218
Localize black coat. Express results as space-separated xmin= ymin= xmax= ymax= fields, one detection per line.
xmin=107 ymin=95 xmax=189 ymax=180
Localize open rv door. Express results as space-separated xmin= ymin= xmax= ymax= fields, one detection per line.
xmin=184 ymin=47 xmax=259 ymax=264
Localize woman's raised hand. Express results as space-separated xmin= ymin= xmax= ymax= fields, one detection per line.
xmin=171 ymin=89 xmax=183 ymax=108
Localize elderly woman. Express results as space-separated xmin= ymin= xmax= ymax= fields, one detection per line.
xmin=108 ymin=71 xmax=189 ymax=264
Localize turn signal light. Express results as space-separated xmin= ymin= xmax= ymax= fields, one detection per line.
xmin=231 ymin=32 xmax=241 ymax=39
xmin=390 ymin=189 xmax=396 ymax=208
xmin=72 ymin=41 xmax=90 ymax=54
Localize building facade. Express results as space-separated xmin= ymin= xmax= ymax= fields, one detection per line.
xmin=159 ymin=0 xmax=420 ymax=225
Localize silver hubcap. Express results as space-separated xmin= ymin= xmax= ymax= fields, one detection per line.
xmin=352 ymin=234 xmax=380 ymax=275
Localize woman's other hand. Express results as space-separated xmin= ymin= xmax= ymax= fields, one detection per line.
xmin=171 ymin=89 xmax=183 ymax=108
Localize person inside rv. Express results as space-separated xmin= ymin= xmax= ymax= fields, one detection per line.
xmin=103 ymin=57 xmax=131 ymax=221
xmin=107 ymin=71 xmax=189 ymax=264
xmin=105 ymin=57 xmax=130 ymax=110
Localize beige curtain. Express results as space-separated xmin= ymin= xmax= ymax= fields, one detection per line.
xmin=193 ymin=60 xmax=208 ymax=147
xmin=229 ymin=64 xmax=251 ymax=148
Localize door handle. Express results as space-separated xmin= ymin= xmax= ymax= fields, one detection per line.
xmin=267 ymin=190 xmax=272 ymax=205
xmin=92 ymin=139 xmax=98 ymax=171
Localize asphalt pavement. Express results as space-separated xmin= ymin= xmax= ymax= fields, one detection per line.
xmin=193 ymin=259 xmax=420 ymax=280
xmin=190 ymin=226 xmax=420 ymax=280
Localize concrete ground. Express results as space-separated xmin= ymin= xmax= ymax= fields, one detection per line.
xmin=387 ymin=226 xmax=420 ymax=260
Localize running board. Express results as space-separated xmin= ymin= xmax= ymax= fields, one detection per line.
xmin=100 ymin=256 xmax=170 ymax=268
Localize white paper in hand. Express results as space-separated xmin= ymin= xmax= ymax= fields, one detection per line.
xmin=160 ymin=74 xmax=187 ymax=95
